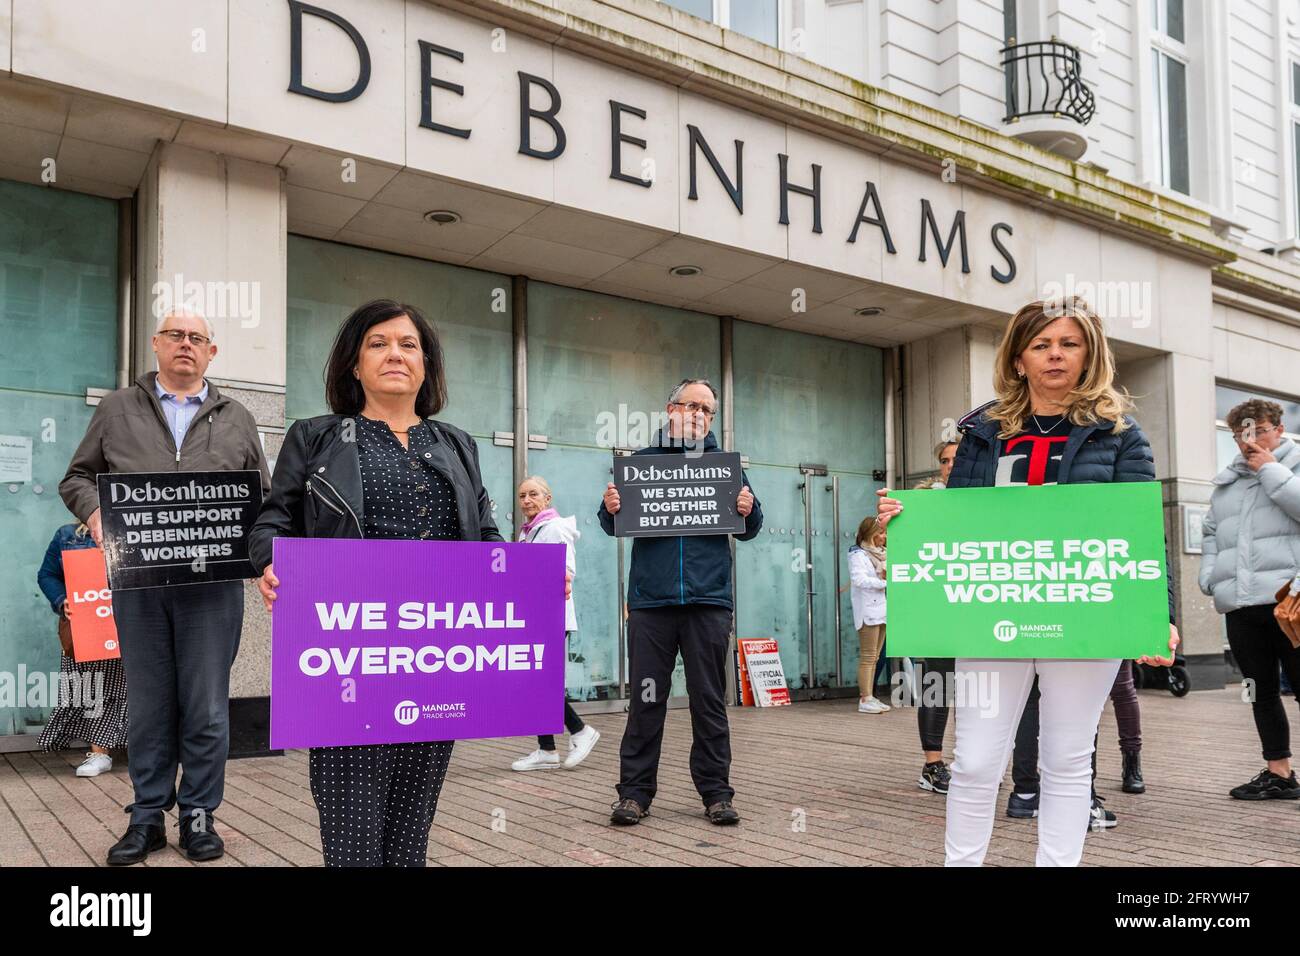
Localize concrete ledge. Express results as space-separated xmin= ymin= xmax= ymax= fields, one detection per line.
xmin=445 ymin=0 xmax=1236 ymax=267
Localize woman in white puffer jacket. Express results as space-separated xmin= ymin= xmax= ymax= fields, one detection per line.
xmin=849 ymin=514 xmax=890 ymax=714
xmin=510 ymin=476 xmax=601 ymax=772
xmin=1199 ymin=399 xmax=1300 ymax=801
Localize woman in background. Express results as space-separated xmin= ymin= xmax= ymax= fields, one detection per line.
xmin=37 ymin=522 xmax=128 ymax=776
xmin=510 ymin=475 xmax=601 ymax=771
xmin=849 ymin=515 xmax=891 ymax=714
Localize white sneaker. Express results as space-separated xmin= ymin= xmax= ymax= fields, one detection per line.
xmin=76 ymin=752 xmax=112 ymax=777
xmin=511 ymin=749 xmax=560 ymax=772
xmin=857 ymin=697 xmax=891 ymax=714
xmin=563 ymin=726 xmax=601 ymax=769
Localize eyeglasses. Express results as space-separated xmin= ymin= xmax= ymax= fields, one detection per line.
xmin=1231 ymin=424 xmax=1280 ymax=439
xmin=158 ymin=329 xmax=211 ymax=347
xmin=670 ymin=401 xmax=716 ymax=416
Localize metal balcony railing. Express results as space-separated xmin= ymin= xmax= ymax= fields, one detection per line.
xmin=1001 ymin=38 xmax=1096 ymax=125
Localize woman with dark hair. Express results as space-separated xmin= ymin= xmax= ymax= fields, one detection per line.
xmin=248 ymin=298 xmax=503 ymax=867
xmin=876 ymin=298 xmax=1179 ymax=867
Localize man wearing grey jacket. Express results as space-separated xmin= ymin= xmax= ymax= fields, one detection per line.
xmin=60 ymin=310 xmax=270 ymax=866
xmin=1200 ymin=398 xmax=1300 ymax=801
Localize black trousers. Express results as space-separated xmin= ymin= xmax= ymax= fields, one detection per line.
xmin=617 ymin=604 xmax=734 ymax=809
xmin=917 ymin=657 xmax=955 ymax=753
xmin=1226 ymin=603 xmax=1300 ymax=761
xmin=112 ymin=580 xmax=242 ymax=826
xmin=310 ymin=741 xmax=454 ymax=867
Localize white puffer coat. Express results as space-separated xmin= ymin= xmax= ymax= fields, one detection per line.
xmin=522 ymin=514 xmax=580 ymax=632
xmin=1199 ymin=439 xmax=1300 ymax=613
xmin=848 ymin=546 xmax=887 ymax=628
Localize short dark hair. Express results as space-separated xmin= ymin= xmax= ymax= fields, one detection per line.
xmin=323 ymin=299 xmax=448 ymax=418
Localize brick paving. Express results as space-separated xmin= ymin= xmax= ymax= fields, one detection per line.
xmin=3 ymin=685 xmax=1299 ymax=867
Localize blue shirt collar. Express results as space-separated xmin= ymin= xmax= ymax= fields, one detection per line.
xmin=155 ymin=378 xmax=208 ymax=404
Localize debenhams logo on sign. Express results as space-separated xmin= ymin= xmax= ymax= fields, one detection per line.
xmin=108 ymin=479 xmax=251 ymax=504
xmin=620 ymin=462 xmax=734 ymax=483
xmin=993 ymin=620 xmax=1064 ymax=643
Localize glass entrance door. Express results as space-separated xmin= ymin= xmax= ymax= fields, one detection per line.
xmin=731 ymin=320 xmax=884 ymax=693
xmin=525 ymin=282 xmax=721 ymax=701
xmin=0 ymin=180 xmax=119 ymax=743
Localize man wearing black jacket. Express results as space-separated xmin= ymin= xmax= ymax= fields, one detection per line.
xmin=599 ymin=379 xmax=763 ymax=826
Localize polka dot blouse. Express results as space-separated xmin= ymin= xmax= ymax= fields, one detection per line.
xmin=354 ymin=415 xmax=461 ymax=541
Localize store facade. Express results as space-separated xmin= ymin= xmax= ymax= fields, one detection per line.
xmin=2 ymin=0 xmax=1296 ymax=749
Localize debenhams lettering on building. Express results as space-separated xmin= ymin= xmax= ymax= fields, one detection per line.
xmin=284 ymin=1 xmax=1018 ymax=284
xmin=108 ymin=480 xmax=252 ymax=505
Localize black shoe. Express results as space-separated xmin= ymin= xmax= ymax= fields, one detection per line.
xmin=1006 ymin=791 xmax=1039 ymax=818
xmin=1121 ymin=751 xmax=1145 ymax=794
xmin=705 ymin=800 xmax=740 ymax=825
xmin=1088 ymin=795 xmax=1118 ymax=831
xmin=178 ymin=811 xmax=225 ymax=862
xmin=1229 ymin=768 xmax=1300 ymax=801
xmin=918 ymin=760 xmax=951 ymax=795
xmin=106 ymin=822 xmax=166 ymax=866
xmin=609 ymin=798 xmax=648 ymax=826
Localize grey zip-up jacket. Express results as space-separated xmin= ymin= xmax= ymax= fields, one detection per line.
xmin=59 ymin=371 xmax=271 ymax=523
xmin=1199 ymin=438 xmax=1300 ymax=613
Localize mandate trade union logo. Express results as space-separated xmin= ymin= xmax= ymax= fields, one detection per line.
xmin=994 ymin=620 xmax=1018 ymax=643
xmin=394 ymin=700 xmax=419 ymax=725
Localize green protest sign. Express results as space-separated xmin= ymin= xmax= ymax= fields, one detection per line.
xmin=884 ymin=483 xmax=1170 ymax=659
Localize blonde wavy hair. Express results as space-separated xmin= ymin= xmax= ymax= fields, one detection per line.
xmin=986 ymin=297 xmax=1132 ymax=439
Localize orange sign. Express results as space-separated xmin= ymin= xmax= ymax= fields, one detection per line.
xmin=62 ymin=548 xmax=120 ymax=663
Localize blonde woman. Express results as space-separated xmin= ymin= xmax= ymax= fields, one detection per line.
xmin=876 ymin=298 xmax=1178 ymax=867
xmin=510 ymin=476 xmax=601 ymax=771
xmin=849 ymin=515 xmax=890 ymax=713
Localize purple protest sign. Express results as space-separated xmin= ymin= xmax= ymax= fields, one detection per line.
xmin=270 ymin=538 xmax=566 ymax=750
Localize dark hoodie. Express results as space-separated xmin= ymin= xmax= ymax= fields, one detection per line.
xmin=598 ymin=429 xmax=763 ymax=610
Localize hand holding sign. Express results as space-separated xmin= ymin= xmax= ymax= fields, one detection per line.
xmin=737 ymin=485 xmax=754 ymax=517
xmin=603 ymin=481 xmax=621 ymax=514
xmin=875 ymin=487 xmax=902 ymax=526
xmin=1138 ymin=623 xmax=1180 ymax=668
xmin=258 ymin=563 xmax=280 ymax=612
xmin=270 ymin=538 xmax=566 ymax=749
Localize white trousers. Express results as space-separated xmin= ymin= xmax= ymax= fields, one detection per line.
xmin=944 ymin=658 xmax=1121 ymax=867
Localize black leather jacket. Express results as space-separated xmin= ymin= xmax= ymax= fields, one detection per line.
xmin=248 ymin=414 xmax=502 ymax=573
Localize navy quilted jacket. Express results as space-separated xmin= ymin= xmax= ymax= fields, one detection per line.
xmin=947 ymin=401 xmax=1175 ymax=622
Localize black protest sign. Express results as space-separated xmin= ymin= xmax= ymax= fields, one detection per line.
xmin=96 ymin=471 xmax=263 ymax=589
xmin=612 ymin=452 xmax=747 ymax=537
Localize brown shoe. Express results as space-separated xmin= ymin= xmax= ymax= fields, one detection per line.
xmin=609 ymin=798 xmax=648 ymax=825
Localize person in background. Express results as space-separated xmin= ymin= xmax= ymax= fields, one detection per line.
xmin=1200 ymin=398 xmax=1300 ymax=800
xmin=250 ymin=299 xmax=524 ymax=867
xmin=908 ymin=479 xmax=955 ymax=797
xmin=36 ymin=522 xmax=128 ymax=776
xmin=849 ymin=515 xmax=891 ymax=714
xmin=60 ymin=309 xmax=271 ymax=866
xmin=510 ymin=476 xmax=601 ymax=772
xmin=934 ymin=440 xmax=959 ymax=487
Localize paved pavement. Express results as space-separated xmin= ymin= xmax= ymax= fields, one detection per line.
xmin=3 ymin=685 xmax=1298 ymax=866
